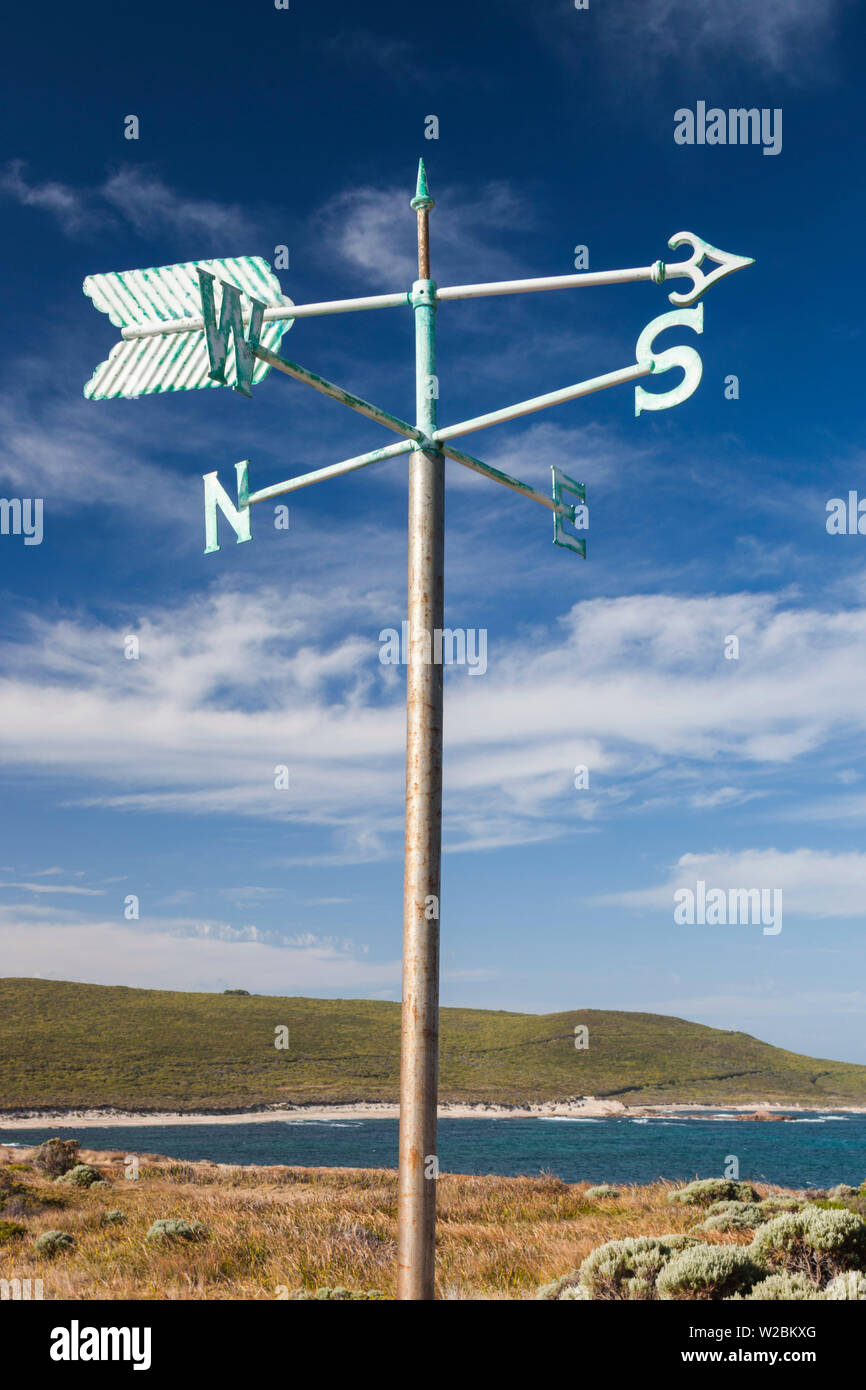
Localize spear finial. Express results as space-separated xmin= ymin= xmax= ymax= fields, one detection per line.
xmin=411 ymin=160 xmax=434 ymax=280
xmin=410 ymin=158 xmax=435 ymax=212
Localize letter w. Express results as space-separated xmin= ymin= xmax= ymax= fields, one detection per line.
xmin=197 ymin=269 xmax=266 ymax=398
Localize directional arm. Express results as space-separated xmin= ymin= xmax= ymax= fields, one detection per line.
xmin=106 ymin=230 xmax=752 ymax=351
xmin=252 ymin=345 xmax=428 ymax=445
xmin=245 ymin=439 xmax=416 ymax=505
xmin=438 ymin=441 xmax=579 ymax=521
xmin=434 ymin=360 xmax=653 ymax=442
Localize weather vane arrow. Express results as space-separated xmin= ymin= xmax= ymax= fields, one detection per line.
xmin=81 ymin=157 xmax=754 ymax=1300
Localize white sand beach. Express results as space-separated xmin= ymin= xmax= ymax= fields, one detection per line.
xmin=2 ymin=1098 xmax=863 ymax=1128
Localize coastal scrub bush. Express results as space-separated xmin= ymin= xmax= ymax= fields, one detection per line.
xmin=575 ymin=1234 xmax=698 ymax=1300
xmin=291 ymin=1287 xmax=387 ymax=1300
xmin=536 ymin=1272 xmax=579 ymax=1300
xmin=696 ymin=1202 xmax=768 ymax=1233
xmin=583 ymin=1185 xmax=620 ymax=1201
xmin=759 ymin=1195 xmax=803 ymax=1214
xmin=733 ymin=1272 xmax=822 ymax=1301
xmin=828 ymin=1184 xmax=859 ymax=1201
xmin=32 ymin=1138 xmax=80 ymax=1177
xmin=103 ymin=1209 xmax=125 ymax=1225
xmin=667 ymin=1179 xmax=758 ymax=1208
xmin=0 ymin=1219 xmax=27 ymax=1244
xmin=0 ymin=1167 xmax=66 ymax=1216
xmin=824 ymin=1271 xmax=866 ymax=1299
xmin=35 ymin=1230 xmax=75 ymax=1257
xmin=57 ymin=1164 xmax=103 ymax=1188
xmin=146 ymin=1218 xmax=209 ymax=1243
xmin=750 ymin=1206 xmax=866 ymax=1282
xmin=656 ymin=1244 xmax=763 ymax=1301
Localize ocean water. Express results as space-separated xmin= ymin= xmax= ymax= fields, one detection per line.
xmin=2 ymin=1111 xmax=864 ymax=1188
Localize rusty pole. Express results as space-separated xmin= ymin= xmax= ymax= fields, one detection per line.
xmin=397 ymin=160 xmax=443 ymax=1301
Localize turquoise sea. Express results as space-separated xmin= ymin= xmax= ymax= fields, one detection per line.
xmin=2 ymin=1111 xmax=864 ymax=1188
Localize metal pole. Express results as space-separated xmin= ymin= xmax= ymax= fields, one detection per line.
xmin=397 ymin=160 xmax=442 ymax=1302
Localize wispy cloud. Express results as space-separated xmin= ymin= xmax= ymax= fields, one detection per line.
xmin=604 ymin=847 xmax=866 ymax=919
xmin=0 ymin=387 xmax=187 ymax=521
xmin=314 ymin=179 xmax=532 ymax=287
xmin=613 ymin=0 xmax=846 ymax=76
xmin=4 ymin=580 xmax=866 ymax=858
xmin=0 ymin=160 xmax=104 ymax=236
xmin=0 ymin=904 xmax=397 ymax=994
xmin=0 ymin=880 xmax=104 ymax=896
xmin=0 ymin=163 xmax=256 ymax=248
xmin=528 ymin=0 xmax=847 ymax=83
xmin=101 ymin=168 xmax=255 ymax=246
xmin=316 ymin=31 xmax=425 ymax=83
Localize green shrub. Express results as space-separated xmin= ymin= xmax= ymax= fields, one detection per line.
xmin=32 ymin=1138 xmax=80 ymax=1178
xmin=828 ymin=1184 xmax=859 ymax=1201
xmin=736 ymin=1272 xmax=823 ymax=1301
xmin=759 ymin=1195 xmax=803 ymax=1214
xmin=750 ymin=1205 xmax=866 ymax=1282
xmin=536 ymin=1273 xmax=578 ymax=1300
xmin=103 ymin=1209 xmax=125 ymax=1225
xmin=696 ymin=1202 xmax=768 ymax=1233
xmin=0 ymin=1219 xmax=27 ymax=1243
xmin=291 ymin=1287 xmax=386 ymax=1300
xmin=35 ymin=1229 xmax=75 ymax=1257
xmin=0 ymin=1166 xmax=67 ymax=1215
xmin=656 ymin=1244 xmax=763 ymax=1301
xmin=145 ymin=1217 xmax=208 ymax=1243
xmin=57 ymin=1164 xmax=103 ymax=1188
xmin=667 ymin=1179 xmax=758 ymax=1208
xmin=583 ymin=1185 xmax=620 ymax=1201
xmin=576 ymin=1234 xmax=698 ymax=1300
xmin=824 ymin=1271 xmax=866 ymax=1299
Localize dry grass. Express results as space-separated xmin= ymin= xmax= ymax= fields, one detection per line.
xmin=0 ymin=1146 xmax=772 ymax=1301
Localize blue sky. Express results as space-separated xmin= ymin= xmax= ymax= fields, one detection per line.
xmin=2 ymin=0 xmax=866 ymax=1063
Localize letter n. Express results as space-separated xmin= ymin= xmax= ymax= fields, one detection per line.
xmin=197 ymin=269 xmax=266 ymax=398
xmin=204 ymin=462 xmax=252 ymax=554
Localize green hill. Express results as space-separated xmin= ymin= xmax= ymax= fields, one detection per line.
xmin=1 ymin=977 xmax=865 ymax=1112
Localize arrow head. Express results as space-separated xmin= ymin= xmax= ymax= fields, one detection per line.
xmin=665 ymin=231 xmax=754 ymax=306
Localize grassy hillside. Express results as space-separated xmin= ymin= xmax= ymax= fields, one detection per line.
xmin=1 ymin=977 xmax=866 ymax=1111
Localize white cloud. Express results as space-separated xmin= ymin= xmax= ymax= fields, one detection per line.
xmin=535 ymin=0 xmax=846 ymax=81
xmin=0 ymin=881 xmax=104 ymax=896
xmin=317 ymin=31 xmax=425 ymax=83
xmin=606 ymin=847 xmax=866 ymax=919
xmin=447 ymin=419 xmax=647 ymax=494
xmin=0 ymin=909 xmax=398 ymax=994
xmin=0 ymin=161 xmax=99 ymax=235
xmin=0 ymin=388 xmax=186 ymax=520
xmin=101 ymin=169 xmax=255 ymax=247
xmin=0 ymin=163 xmax=255 ymax=248
xmin=315 ymin=180 xmax=531 ymax=287
xmin=620 ymin=0 xmax=845 ymax=74
xmin=4 ymin=582 xmax=866 ymax=857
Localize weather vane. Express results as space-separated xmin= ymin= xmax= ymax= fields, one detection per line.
xmin=82 ymin=159 xmax=753 ymax=1300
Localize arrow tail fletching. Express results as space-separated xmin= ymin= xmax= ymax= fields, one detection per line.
xmin=83 ymin=257 xmax=292 ymax=399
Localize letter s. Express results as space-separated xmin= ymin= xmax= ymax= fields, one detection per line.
xmin=635 ymin=303 xmax=703 ymax=415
